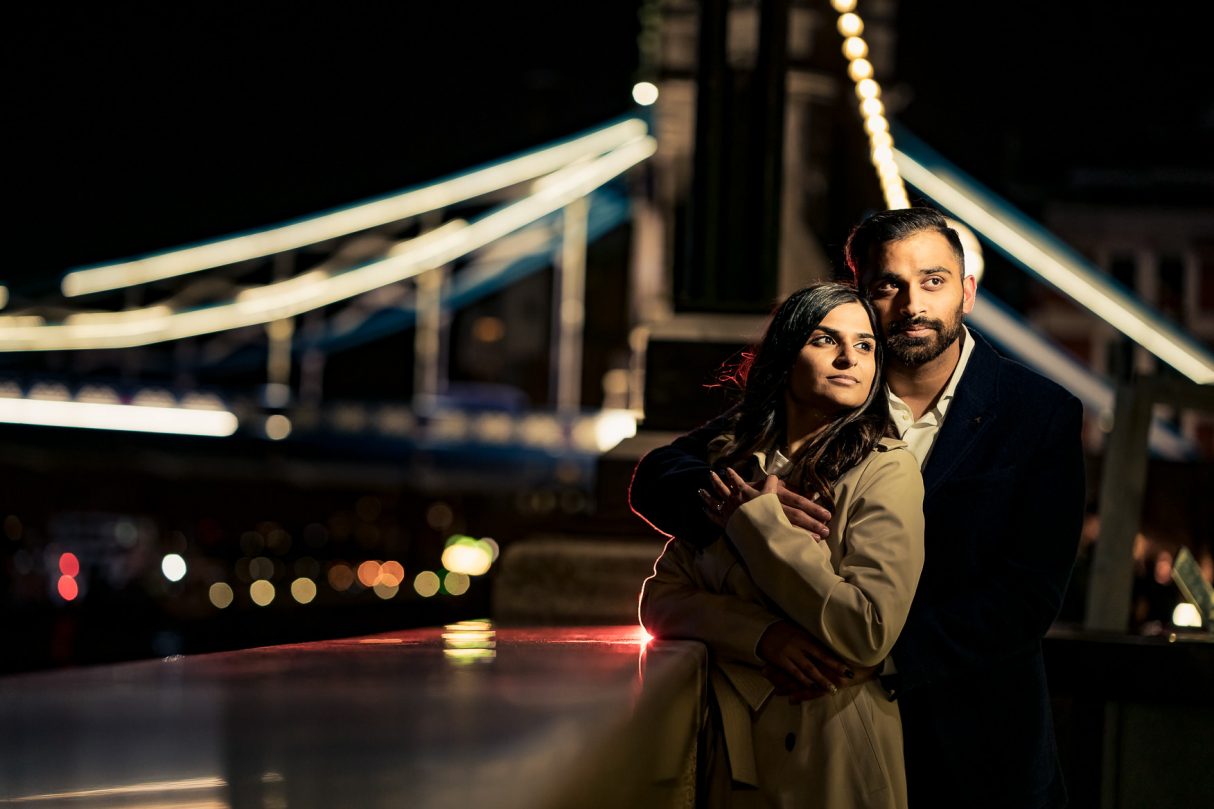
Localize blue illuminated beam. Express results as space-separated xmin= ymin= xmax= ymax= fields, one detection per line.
xmin=893 ymin=125 xmax=1214 ymax=385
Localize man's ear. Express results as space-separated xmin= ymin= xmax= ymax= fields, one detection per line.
xmin=961 ymin=274 xmax=977 ymax=315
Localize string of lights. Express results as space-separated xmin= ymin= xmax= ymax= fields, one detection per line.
xmin=830 ymin=0 xmax=909 ymax=210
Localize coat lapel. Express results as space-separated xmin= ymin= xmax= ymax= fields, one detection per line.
xmin=921 ymin=330 xmax=1001 ymax=500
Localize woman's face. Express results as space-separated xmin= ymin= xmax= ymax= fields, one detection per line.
xmin=785 ymin=301 xmax=878 ymax=417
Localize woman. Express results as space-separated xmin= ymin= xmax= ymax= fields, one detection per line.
xmin=638 ymin=282 xmax=924 ymax=809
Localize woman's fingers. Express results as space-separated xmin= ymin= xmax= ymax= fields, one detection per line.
xmin=708 ymin=470 xmax=732 ymax=499
xmin=726 ymin=468 xmax=760 ymax=499
xmin=696 ymin=488 xmax=727 ymax=526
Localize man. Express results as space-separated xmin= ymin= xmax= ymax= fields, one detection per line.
xmin=630 ymin=207 xmax=1085 ymax=808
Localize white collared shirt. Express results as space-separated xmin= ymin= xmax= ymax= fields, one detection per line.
xmin=886 ymin=326 xmax=975 ymax=469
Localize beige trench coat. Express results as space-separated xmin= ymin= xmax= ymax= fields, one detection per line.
xmin=639 ymin=437 xmax=925 ymax=809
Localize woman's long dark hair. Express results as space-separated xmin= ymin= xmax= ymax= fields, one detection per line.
xmin=715 ymin=282 xmax=893 ymax=510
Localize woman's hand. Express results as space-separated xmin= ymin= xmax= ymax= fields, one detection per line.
xmin=698 ymin=469 xmax=832 ymax=540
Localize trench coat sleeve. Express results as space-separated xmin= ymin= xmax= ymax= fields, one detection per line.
xmin=639 ymin=537 xmax=780 ymax=665
xmin=892 ymin=396 xmax=1085 ymax=692
xmin=629 ymin=411 xmax=733 ymax=548
xmin=725 ymin=448 xmax=925 ymax=667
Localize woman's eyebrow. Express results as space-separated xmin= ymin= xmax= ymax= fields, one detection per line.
xmin=814 ymin=326 xmax=876 ymax=340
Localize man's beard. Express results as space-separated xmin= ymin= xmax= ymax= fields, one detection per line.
xmin=885 ymin=306 xmax=965 ymax=367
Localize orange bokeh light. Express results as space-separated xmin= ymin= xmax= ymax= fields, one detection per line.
xmin=357 ymin=560 xmax=382 ymax=588
xmin=327 ymin=563 xmax=355 ymax=592
xmin=380 ymin=561 xmax=405 ymax=587
xmin=58 ymin=575 xmax=79 ymax=601
xmin=59 ymin=552 xmax=80 ymax=577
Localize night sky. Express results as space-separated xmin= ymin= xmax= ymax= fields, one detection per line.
xmin=6 ymin=2 xmax=1212 ymax=293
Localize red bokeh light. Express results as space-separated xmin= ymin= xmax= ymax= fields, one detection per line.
xmin=57 ymin=575 xmax=79 ymax=601
xmin=59 ymin=552 xmax=80 ymax=577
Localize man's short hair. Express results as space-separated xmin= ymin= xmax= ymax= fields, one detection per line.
xmin=844 ymin=207 xmax=965 ymax=286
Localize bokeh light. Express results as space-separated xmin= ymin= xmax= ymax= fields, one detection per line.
xmin=357 ymin=560 xmax=383 ymax=587
xmin=57 ymin=575 xmax=78 ymax=601
xmin=381 ymin=561 xmax=405 ymax=587
xmin=847 ymin=58 xmax=873 ymax=82
xmin=250 ymin=579 xmax=276 ymax=607
xmin=265 ymin=414 xmax=292 ymax=440
xmin=631 ymin=81 xmax=659 ymax=106
xmin=1173 ymin=602 xmax=1202 ymax=628
xmin=444 ymin=571 xmax=470 ymax=596
xmin=327 ymin=562 xmax=355 ymax=592
xmin=373 ymin=582 xmax=399 ymax=600
xmin=842 ymin=36 xmax=868 ymax=60
xmin=291 ymin=577 xmax=317 ymax=604
xmin=59 ymin=552 xmax=80 ymax=577
xmin=441 ymin=536 xmax=494 ymax=576
xmin=209 ymin=582 xmax=235 ymax=609
xmin=426 ymin=502 xmax=454 ymax=530
xmin=161 ymin=553 xmax=187 ymax=582
xmin=414 ymin=571 xmax=440 ymax=598
xmin=837 ymin=12 xmax=863 ymax=37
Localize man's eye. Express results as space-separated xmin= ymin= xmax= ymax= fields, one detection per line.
xmin=856 ymin=342 xmax=874 ymax=352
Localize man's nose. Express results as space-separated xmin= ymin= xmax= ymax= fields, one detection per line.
xmin=897 ymin=287 xmax=924 ymax=317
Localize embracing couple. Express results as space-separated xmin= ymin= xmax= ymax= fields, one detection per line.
xmin=632 ymin=207 xmax=1085 ymax=809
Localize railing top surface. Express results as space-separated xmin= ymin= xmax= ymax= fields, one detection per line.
xmin=0 ymin=625 xmax=705 ymax=808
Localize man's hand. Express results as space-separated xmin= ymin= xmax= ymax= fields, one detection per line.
xmin=758 ymin=621 xmax=880 ymax=703
xmin=757 ymin=620 xmax=854 ymax=696
xmin=698 ymin=469 xmax=832 ymax=540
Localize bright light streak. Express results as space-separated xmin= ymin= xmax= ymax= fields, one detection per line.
xmin=4 ymin=777 xmax=228 ymax=803
xmin=6 ymin=136 xmax=656 ymax=352
xmin=60 ymin=119 xmax=649 ymax=296
xmin=895 ymin=147 xmax=1214 ymax=383
xmin=161 ymin=553 xmax=187 ymax=582
xmin=0 ymin=397 xmax=238 ymax=436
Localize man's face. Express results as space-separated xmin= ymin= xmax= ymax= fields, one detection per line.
xmin=864 ymin=230 xmax=975 ymax=367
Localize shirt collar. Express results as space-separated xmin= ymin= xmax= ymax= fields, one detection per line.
xmin=887 ymin=325 xmax=975 ymax=420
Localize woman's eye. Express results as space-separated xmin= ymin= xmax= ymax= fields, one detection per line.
xmin=810 ymin=335 xmax=834 ymax=346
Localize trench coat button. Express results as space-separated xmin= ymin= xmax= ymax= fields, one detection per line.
xmin=785 ymin=732 xmax=796 ymax=752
